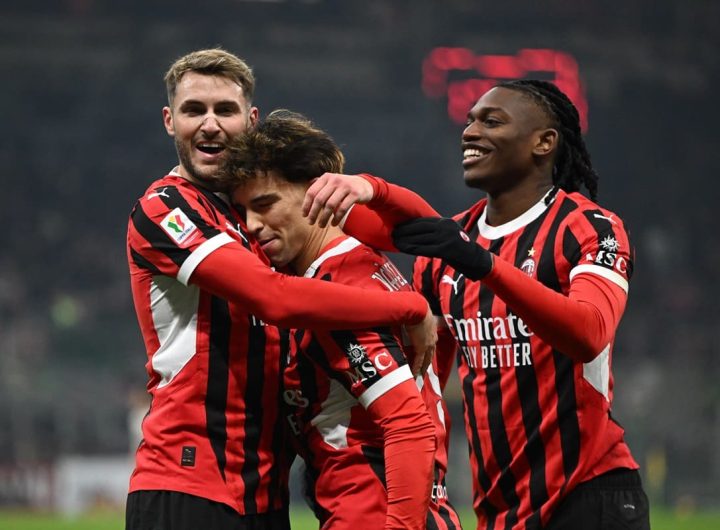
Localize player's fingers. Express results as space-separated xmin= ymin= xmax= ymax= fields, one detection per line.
xmin=419 ymin=344 xmax=435 ymax=376
xmin=331 ymin=192 xmax=357 ymax=226
xmin=305 ymin=185 xmax=336 ymax=225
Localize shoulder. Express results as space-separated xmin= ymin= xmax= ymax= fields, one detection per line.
xmin=313 ymin=237 xmax=411 ymax=292
xmin=452 ymin=199 xmax=487 ymax=230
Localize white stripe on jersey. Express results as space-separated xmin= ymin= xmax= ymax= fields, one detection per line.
xmin=303 ymin=237 xmax=363 ymax=278
xmin=569 ymin=263 xmax=629 ymax=293
xmin=358 ymin=365 xmax=413 ymax=409
xmin=583 ymin=343 xmax=610 ymax=401
xmin=311 ymin=378 xmax=354 ymax=449
xmin=149 ymin=275 xmax=200 ymax=389
xmin=177 ymin=232 xmax=234 ymax=286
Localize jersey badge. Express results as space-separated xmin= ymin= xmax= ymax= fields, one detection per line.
xmin=346 ymin=343 xmax=369 ymax=366
xmin=520 ymin=258 xmax=536 ymax=277
xmin=160 ymin=208 xmax=199 ymax=246
xmin=599 ymin=235 xmax=620 ymax=252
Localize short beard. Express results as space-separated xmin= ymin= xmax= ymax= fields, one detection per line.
xmin=175 ymin=138 xmax=223 ymax=191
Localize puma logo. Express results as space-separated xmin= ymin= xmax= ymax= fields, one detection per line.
xmin=593 ymin=213 xmax=617 ymax=225
xmin=441 ymin=273 xmax=464 ymax=295
xmin=147 ymin=187 xmax=170 ymax=200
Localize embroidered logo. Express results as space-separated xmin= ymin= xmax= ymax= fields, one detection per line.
xmin=346 ymin=343 xmax=368 ymax=366
xmin=599 ymin=235 xmax=619 ymax=252
xmin=161 ymin=208 xmax=199 ymax=246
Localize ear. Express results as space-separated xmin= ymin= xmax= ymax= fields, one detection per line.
xmin=248 ymin=106 xmax=259 ymax=128
xmin=162 ymin=106 xmax=174 ymax=137
xmin=533 ymin=128 xmax=558 ymax=157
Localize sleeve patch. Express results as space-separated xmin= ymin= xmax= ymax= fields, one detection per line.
xmin=160 ymin=208 xmax=201 ymax=247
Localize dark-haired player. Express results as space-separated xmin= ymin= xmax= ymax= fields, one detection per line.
xmin=222 ymin=110 xmax=463 ymax=530
xmin=126 ymin=49 xmax=435 ymax=530
xmin=303 ymin=80 xmax=650 ymax=530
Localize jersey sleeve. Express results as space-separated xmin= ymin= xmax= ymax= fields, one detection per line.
xmin=342 ymin=174 xmax=440 ymax=251
xmin=481 ymin=207 xmax=634 ymax=363
xmin=127 ymin=183 xmax=243 ymax=285
xmin=310 ymin=327 xmax=414 ymax=409
xmin=561 ymin=207 xmax=634 ymax=293
xmin=128 ymin=186 xmax=428 ymax=330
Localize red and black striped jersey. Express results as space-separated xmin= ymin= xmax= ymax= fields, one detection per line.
xmin=283 ymin=236 xmax=462 ymax=530
xmin=414 ymin=190 xmax=639 ymax=530
xmin=126 ymin=172 xmax=291 ymax=514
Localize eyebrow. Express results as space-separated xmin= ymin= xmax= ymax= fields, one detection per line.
xmin=250 ymin=192 xmax=279 ymax=204
xmin=178 ymin=99 xmax=241 ymax=110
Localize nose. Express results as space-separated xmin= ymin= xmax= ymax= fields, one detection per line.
xmin=245 ymin=210 xmax=264 ymax=236
xmin=462 ymin=120 xmax=479 ymax=141
xmin=200 ymin=114 xmax=221 ymax=136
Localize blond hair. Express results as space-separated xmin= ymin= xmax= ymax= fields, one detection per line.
xmin=164 ymin=48 xmax=255 ymax=106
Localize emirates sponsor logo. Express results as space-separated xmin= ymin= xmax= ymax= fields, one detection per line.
xmin=444 ymin=312 xmax=534 ymax=369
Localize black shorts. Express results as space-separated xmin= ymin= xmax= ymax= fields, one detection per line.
xmin=125 ymin=490 xmax=290 ymax=530
xmin=544 ymin=468 xmax=650 ymax=530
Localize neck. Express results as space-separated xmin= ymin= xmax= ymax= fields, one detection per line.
xmin=485 ymin=179 xmax=554 ymax=226
xmin=290 ymin=224 xmax=346 ymax=276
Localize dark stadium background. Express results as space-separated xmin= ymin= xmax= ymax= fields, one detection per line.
xmin=1 ymin=0 xmax=718 ymax=521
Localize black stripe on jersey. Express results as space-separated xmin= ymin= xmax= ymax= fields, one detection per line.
xmin=417 ymin=257 xmax=443 ymax=316
xmin=512 ymin=219 xmax=549 ymax=527
xmin=480 ymin=238 xmax=520 ymax=529
xmin=437 ymin=503 xmax=460 ymax=530
xmin=370 ymin=327 xmax=407 ymax=367
xmin=295 ymin=331 xmax=322 ymax=428
xmin=360 ymin=445 xmax=387 ymax=487
xmin=449 ymin=256 xmax=497 ymax=521
xmin=240 ymin=314 xmax=267 ymax=513
xmin=328 ymin=328 xmax=383 ymax=389
xmin=562 ymin=227 xmax=581 ymax=266
xmin=537 ymin=198 xmax=581 ymax=483
xmin=129 ymin=247 xmax=162 ymax=274
xmin=158 ymin=186 xmax=222 ymax=241
xmin=205 ymin=296 xmax=231 ymax=482
xmin=130 ymin=203 xmax=191 ymax=268
xmin=426 ymin=511 xmax=440 ymax=530
xmin=268 ymin=328 xmax=292 ymax=509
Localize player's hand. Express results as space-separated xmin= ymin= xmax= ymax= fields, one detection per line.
xmin=303 ymin=173 xmax=374 ymax=228
xmin=403 ymin=307 xmax=437 ymax=377
xmin=393 ymin=217 xmax=494 ymax=281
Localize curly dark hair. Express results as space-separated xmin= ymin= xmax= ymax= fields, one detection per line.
xmin=219 ymin=109 xmax=344 ymax=192
xmin=496 ymin=79 xmax=599 ymax=201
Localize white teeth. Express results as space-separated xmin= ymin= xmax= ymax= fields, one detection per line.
xmin=198 ymin=142 xmax=222 ymax=148
xmin=463 ymin=148 xmax=483 ymax=158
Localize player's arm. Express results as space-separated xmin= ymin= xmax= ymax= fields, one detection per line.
xmin=128 ymin=192 xmax=429 ymax=331
xmin=191 ymin=242 xmax=429 ymax=330
xmin=367 ymin=379 xmax=436 ymax=530
xmin=302 ymin=173 xmax=439 ymax=251
xmin=395 ymin=216 xmax=631 ymax=363
xmin=316 ymin=328 xmax=436 ymax=530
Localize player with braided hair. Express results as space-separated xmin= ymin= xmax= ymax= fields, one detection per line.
xmin=303 ymin=80 xmax=650 ymax=529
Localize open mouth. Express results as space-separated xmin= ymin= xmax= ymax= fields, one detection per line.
xmin=196 ymin=142 xmax=224 ymax=155
xmin=462 ymin=146 xmax=491 ymax=165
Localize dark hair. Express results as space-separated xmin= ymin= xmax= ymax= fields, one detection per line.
xmin=496 ymin=79 xmax=599 ymax=201
xmin=220 ymin=109 xmax=344 ymax=191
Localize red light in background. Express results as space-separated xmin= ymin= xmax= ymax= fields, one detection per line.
xmin=422 ymin=48 xmax=588 ymax=132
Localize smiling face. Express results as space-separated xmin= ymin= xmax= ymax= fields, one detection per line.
xmin=232 ymin=171 xmax=313 ymax=270
xmin=461 ymin=86 xmax=557 ymax=194
xmin=163 ymin=71 xmax=258 ymax=190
